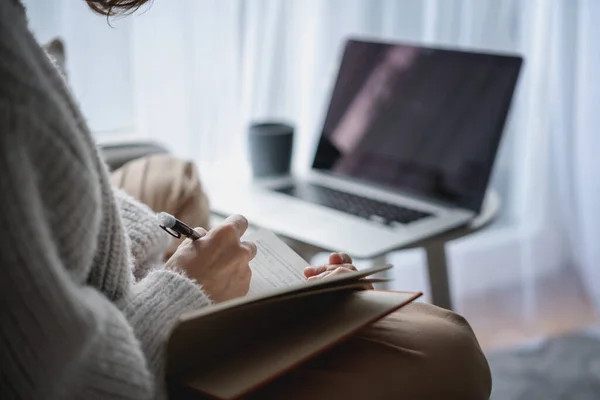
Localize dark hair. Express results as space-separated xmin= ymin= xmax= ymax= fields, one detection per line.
xmin=86 ymin=0 xmax=151 ymax=16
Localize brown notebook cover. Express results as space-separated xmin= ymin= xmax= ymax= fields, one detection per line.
xmin=166 ymin=288 xmax=421 ymax=399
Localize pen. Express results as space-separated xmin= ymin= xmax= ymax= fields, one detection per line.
xmin=157 ymin=212 xmax=203 ymax=240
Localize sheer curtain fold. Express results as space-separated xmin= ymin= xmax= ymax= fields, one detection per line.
xmin=22 ymin=0 xmax=599 ymax=310
xmin=571 ymin=0 xmax=600 ymax=309
xmin=23 ymin=0 xmax=135 ymax=134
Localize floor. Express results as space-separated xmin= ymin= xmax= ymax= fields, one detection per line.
xmin=458 ymin=264 xmax=600 ymax=351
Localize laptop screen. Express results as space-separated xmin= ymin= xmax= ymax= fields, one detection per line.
xmin=312 ymin=39 xmax=522 ymax=213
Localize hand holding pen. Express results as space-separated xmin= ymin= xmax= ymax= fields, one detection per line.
xmin=158 ymin=212 xmax=204 ymax=240
xmin=159 ymin=212 xmax=257 ymax=302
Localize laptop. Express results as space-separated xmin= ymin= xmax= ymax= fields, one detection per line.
xmin=209 ymin=38 xmax=523 ymax=258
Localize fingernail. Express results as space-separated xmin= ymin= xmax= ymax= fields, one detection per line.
xmin=329 ymin=253 xmax=342 ymax=263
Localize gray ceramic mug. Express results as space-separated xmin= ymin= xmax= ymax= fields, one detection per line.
xmin=248 ymin=122 xmax=294 ymax=178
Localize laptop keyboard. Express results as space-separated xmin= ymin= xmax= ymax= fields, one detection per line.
xmin=274 ymin=183 xmax=432 ymax=226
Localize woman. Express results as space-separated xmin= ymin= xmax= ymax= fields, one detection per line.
xmin=0 ymin=0 xmax=491 ymax=399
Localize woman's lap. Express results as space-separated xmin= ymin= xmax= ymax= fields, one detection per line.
xmin=244 ymin=302 xmax=491 ymax=400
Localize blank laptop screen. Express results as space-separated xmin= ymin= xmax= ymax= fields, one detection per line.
xmin=312 ymin=39 xmax=522 ymax=213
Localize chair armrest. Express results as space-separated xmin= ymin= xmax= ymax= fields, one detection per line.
xmin=100 ymin=141 xmax=169 ymax=171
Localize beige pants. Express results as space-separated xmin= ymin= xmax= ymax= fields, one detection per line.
xmin=246 ymin=302 xmax=491 ymax=400
xmin=112 ymin=155 xmax=492 ymax=400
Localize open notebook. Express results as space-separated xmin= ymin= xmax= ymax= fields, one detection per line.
xmin=166 ymin=230 xmax=422 ymax=400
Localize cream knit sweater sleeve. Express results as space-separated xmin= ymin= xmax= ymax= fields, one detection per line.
xmin=114 ymin=188 xmax=172 ymax=280
xmin=0 ymin=2 xmax=213 ymax=399
xmin=0 ymin=106 xmax=213 ymax=399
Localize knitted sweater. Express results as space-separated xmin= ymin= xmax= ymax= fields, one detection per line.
xmin=0 ymin=2 xmax=213 ymax=399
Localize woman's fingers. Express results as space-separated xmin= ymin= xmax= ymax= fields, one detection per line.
xmin=224 ymin=214 xmax=249 ymax=237
xmin=194 ymin=227 xmax=208 ymax=237
xmin=304 ymin=265 xmax=327 ymax=277
xmin=208 ymin=214 xmax=249 ymax=242
xmin=328 ymin=253 xmax=343 ymax=265
xmin=328 ymin=253 xmax=344 ymax=265
xmin=306 ymin=265 xmax=356 ymax=281
xmin=307 ymin=267 xmax=347 ymax=281
xmin=181 ymin=227 xmax=208 ymax=246
xmin=240 ymin=240 xmax=258 ymax=260
xmin=328 ymin=252 xmax=353 ymax=265
xmin=304 ymin=263 xmax=356 ymax=278
xmin=339 ymin=252 xmax=352 ymax=264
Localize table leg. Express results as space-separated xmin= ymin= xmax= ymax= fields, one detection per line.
xmin=424 ymin=243 xmax=453 ymax=310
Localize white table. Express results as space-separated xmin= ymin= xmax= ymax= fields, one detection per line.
xmin=211 ymin=191 xmax=500 ymax=311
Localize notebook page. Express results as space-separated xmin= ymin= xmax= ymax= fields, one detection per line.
xmin=244 ymin=229 xmax=308 ymax=296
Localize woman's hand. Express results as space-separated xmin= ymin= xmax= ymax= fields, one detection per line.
xmin=304 ymin=252 xmax=374 ymax=289
xmin=165 ymin=214 xmax=256 ymax=303
xmin=304 ymin=252 xmax=356 ymax=280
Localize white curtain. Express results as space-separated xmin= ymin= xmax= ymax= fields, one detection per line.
xmin=23 ymin=0 xmax=600 ymax=311
xmin=551 ymin=0 xmax=600 ymax=310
